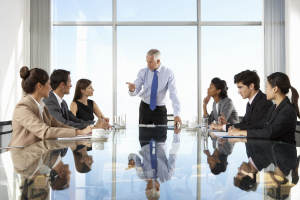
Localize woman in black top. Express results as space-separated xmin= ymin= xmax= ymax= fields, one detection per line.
xmin=229 ymin=72 xmax=300 ymax=145
xmin=70 ymin=79 xmax=110 ymax=125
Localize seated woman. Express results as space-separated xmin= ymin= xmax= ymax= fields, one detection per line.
xmin=203 ymin=78 xmax=239 ymax=125
xmin=9 ymin=67 xmax=91 ymax=147
xmin=70 ymin=79 xmax=110 ymax=125
xmin=229 ymin=72 xmax=299 ymax=145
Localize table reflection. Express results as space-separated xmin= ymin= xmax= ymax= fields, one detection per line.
xmin=0 ymin=127 xmax=300 ymax=200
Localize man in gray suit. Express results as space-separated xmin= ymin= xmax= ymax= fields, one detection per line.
xmin=43 ymin=69 xmax=109 ymax=130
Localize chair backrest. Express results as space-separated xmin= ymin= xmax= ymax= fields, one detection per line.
xmin=295 ymin=121 xmax=300 ymax=147
xmin=238 ymin=116 xmax=244 ymax=123
xmin=0 ymin=121 xmax=12 ymax=135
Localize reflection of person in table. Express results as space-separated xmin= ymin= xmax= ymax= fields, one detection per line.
xmin=71 ymin=144 xmax=94 ymax=173
xmin=126 ymin=49 xmax=181 ymax=125
xmin=127 ymin=127 xmax=181 ymax=199
xmin=204 ymin=136 xmax=234 ymax=175
xmin=233 ymin=141 xmax=299 ymax=199
xmin=10 ymin=140 xmax=84 ymax=198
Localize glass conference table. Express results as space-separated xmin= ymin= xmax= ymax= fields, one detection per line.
xmin=0 ymin=126 xmax=300 ymax=200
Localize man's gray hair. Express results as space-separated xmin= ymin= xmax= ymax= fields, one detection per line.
xmin=147 ymin=49 xmax=161 ymax=62
xmin=146 ymin=188 xmax=160 ymax=199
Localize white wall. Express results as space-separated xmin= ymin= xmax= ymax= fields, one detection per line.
xmin=286 ymin=0 xmax=300 ymax=97
xmin=0 ymin=0 xmax=30 ymax=121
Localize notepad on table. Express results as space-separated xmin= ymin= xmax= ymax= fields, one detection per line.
xmin=57 ymin=135 xmax=93 ymax=140
xmin=212 ymin=132 xmax=246 ymax=138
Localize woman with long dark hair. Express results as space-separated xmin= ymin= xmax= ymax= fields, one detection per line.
xmin=70 ymin=79 xmax=109 ymax=125
xmin=9 ymin=67 xmax=91 ymax=147
xmin=229 ymin=72 xmax=300 ymax=145
xmin=203 ymin=77 xmax=239 ymax=124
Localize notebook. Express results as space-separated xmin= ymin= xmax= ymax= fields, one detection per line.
xmin=212 ymin=132 xmax=246 ymax=138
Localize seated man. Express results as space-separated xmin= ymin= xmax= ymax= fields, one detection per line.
xmin=210 ymin=70 xmax=273 ymax=131
xmin=43 ymin=69 xmax=108 ymax=130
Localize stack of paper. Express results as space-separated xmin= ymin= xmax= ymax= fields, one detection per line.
xmin=57 ymin=135 xmax=93 ymax=140
xmin=212 ymin=132 xmax=246 ymax=138
xmin=57 ymin=135 xmax=109 ymax=140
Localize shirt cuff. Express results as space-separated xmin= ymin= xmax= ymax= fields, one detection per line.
xmin=128 ymin=90 xmax=136 ymax=96
xmin=174 ymin=111 xmax=180 ymax=117
xmin=156 ymin=177 xmax=162 ymax=186
xmin=173 ymin=133 xmax=180 ymax=143
xmin=223 ymin=125 xmax=227 ymax=132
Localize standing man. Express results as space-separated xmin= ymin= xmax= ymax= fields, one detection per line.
xmin=126 ymin=49 xmax=181 ymax=125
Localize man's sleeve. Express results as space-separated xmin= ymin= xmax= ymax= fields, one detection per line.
xmin=168 ymin=72 xmax=181 ymax=117
xmin=129 ymin=69 xmax=144 ymax=96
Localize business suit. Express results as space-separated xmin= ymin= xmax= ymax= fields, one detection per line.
xmin=208 ymin=97 xmax=239 ymax=125
xmin=241 ymin=97 xmax=297 ymax=145
xmin=9 ymin=95 xmax=76 ymax=147
xmin=43 ymin=91 xmax=94 ymax=129
xmin=226 ymin=90 xmax=273 ymax=131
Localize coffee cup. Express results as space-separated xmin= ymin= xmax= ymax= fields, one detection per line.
xmin=92 ymin=141 xmax=104 ymax=150
xmin=92 ymin=129 xmax=105 ymax=138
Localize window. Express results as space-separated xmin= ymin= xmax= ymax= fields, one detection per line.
xmin=201 ymin=26 xmax=263 ymax=116
xmin=53 ymin=26 xmax=113 ymax=120
xmin=117 ymin=26 xmax=197 ymax=125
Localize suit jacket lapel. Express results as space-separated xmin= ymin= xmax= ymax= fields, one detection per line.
xmin=213 ymin=102 xmax=218 ymax=121
xmin=266 ymin=97 xmax=289 ymax=125
xmin=49 ymin=91 xmax=60 ymax=108
xmin=247 ymin=90 xmax=262 ymax=123
xmin=26 ymin=95 xmax=44 ymax=122
xmin=218 ymin=101 xmax=221 ymax=116
xmin=62 ymin=100 xmax=69 ymax=121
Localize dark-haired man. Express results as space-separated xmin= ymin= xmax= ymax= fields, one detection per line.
xmin=210 ymin=70 xmax=273 ymax=131
xmin=43 ymin=69 xmax=109 ymax=130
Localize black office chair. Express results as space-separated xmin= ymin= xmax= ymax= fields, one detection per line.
xmin=238 ymin=116 xmax=244 ymax=123
xmin=0 ymin=121 xmax=12 ymax=135
xmin=0 ymin=121 xmax=12 ymax=150
xmin=295 ymin=121 xmax=300 ymax=147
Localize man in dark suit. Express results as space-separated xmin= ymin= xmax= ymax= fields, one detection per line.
xmin=43 ymin=69 xmax=109 ymax=130
xmin=210 ymin=70 xmax=273 ymax=131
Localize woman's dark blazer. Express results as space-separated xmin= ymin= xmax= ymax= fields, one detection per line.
xmin=241 ymin=97 xmax=297 ymax=145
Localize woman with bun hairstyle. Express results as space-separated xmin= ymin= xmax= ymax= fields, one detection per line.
xmin=203 ymin=77 xmax=239 ymax=125
xmin=9 ymin=67 xmax=92 ymax=147
xmin=229 ymin=72 xmax=299 ymax=145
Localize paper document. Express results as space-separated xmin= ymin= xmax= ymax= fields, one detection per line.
xmin=212 ymin=132 xmax=246 ymax=138
xmin=208 ymin=129 xmax=225 ymax=132
xmin=57 ymin=135 xmax=93 ymax=140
